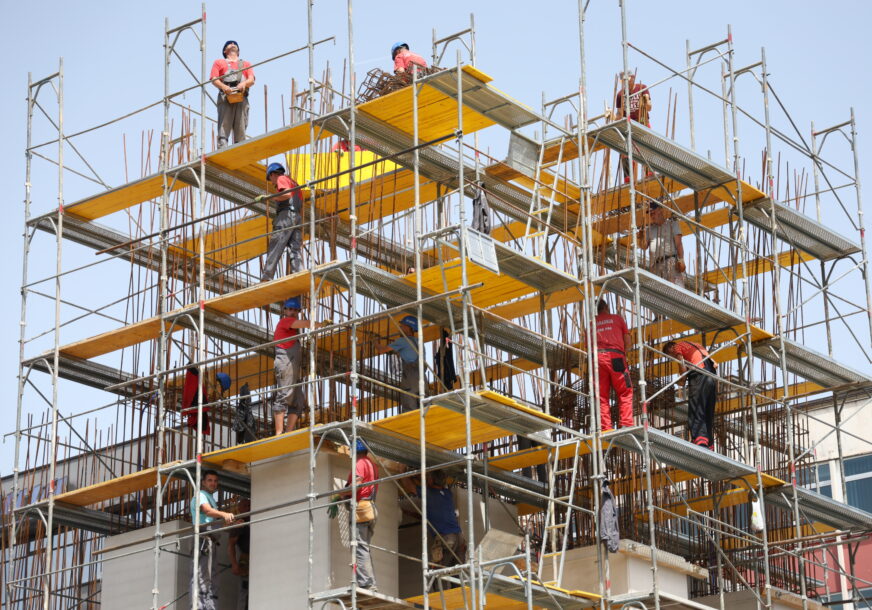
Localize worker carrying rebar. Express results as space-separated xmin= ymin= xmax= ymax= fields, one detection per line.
xmin=595 ymin=299 xmax=634 ymax=432
xmin=613 ymin=70 xmax=652 ymax=183
xmin=271 ymin=297 xmax=324 ymax=435
xmin=638 ymin=199 xmax=686 ymax=287
xmin=330 ymin=440 xmax=379 ymax=591
xmin=210 ymin=40 xmax=255 ymax=149
xmin=392 ymin=42 xmax=428 ymax=74
xmin=376 ymin=315 xmax=420 ymax=413
xmin=400 ymin=469 xmax=467 ymax=571
xmin=663 ymin=340 xmax=718 ymax=449
xmin=259 ymin=162 xmax=305 ymax=281
xmin=190 ymin=469 xmax=236 ymax=610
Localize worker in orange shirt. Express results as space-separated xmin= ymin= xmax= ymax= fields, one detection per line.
xmin=392 ymin=42 xmax=428 ymax=75
xmin=594 ymin=299 xmax=634 ymax=432
xmin=663 ymin=340 xmax=718 ymax=448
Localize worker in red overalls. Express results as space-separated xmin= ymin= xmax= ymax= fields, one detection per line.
xmin=595 ymin=299 xmax=634 ymax=432
xmin=664 ymin=340 xmax=718 ymax=448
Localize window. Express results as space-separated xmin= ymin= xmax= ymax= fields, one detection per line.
xmin=845 ymin=454 xmax=872 ymax=513
xmin=800 ymin=462 xmax=832 ymax=498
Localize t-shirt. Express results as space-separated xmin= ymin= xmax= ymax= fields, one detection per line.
xmin=388 ymin=336 xmax=418 ymax=363
xmin=394 ymin=50 xmax=428 ymax=73
xmin=209 ymin=58 xmax=254 ymax=83
xmin=672 ymin=341 xmax=716 ymax=370
xmin=274 ymin=175 xmax=301 ymax=207
xmin=417 ymin=485 xmax=462 ymax=536
xmin=274 ymin=316 xmax=299 ymax=349
xmin=191 ymin=489 xmax=217 ymax=525
xmin=615 ymin=82 xmax=650 ymax=122
xmin=346 ymin=456 xmax=378 ymax=501
xmin=595 ymin=312 xmax=629 ymax=353
xmin=648 ymin=218 xmax=681 ymax=261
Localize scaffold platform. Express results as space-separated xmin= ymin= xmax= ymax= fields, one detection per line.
xmin=408 ymin=573 xmax=601 ymax=609
xmin=765 ymin=484 xmax=872 ymax=532
xmin=752 ymin=336 xmax=872 ymax=389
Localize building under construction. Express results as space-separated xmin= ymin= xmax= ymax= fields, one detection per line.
xmin=5 ymin=2 xmax=872 ymax=609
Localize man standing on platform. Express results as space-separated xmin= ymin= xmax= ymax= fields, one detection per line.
xmin=271 ymin=297 xmax=323 ymax=435
xmin=613 ymin=70 xmax=652 ymax=183
xmin=376 ymin=315 xmax=420 ymax=413
xmin=663 ymin=340 xmax=718 ymax=448
xmin=191 ymin=469 xmax=235 ymax=610
xmin=639 ymin=199 xmax=686 ymax=287
xmin=334 ymin=440 xmax=379 ymax=591
xmin=210 ymin=41 xmax=254 ymax=149
xmin=594 ymin=299 xmax=634 ymax=432
xmin=259 ymin=163 xmax=305 ymax=281
xmin=400 ymin=469 xmax=466 ymax=570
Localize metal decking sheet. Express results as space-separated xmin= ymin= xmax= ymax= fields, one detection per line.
xmin=753 ymin=336 xmax=872 ymax=389
xmin=765 ymin=484 xmax=872 ymax=532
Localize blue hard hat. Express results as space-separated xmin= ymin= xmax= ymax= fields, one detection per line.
xmin=222 ymin=40 xmax=239 ymax=57
xmin=215 ymin=372 xmax=232 ymax=392
xmin=284 ymin=297 xmax=301 ymax=310
xmin=355 ymin=439 xmax=368 ymax=453
xmin=266 ymin=162 xmax=286 ymax=180
xmin=401 ymin=315 xmax=418 ymax=332
xmin=391 ymin=42 xmax=408 ymax=58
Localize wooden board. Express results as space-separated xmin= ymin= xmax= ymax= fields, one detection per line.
xmin=208 ymin=122 xmax=324 ymax=171
xmin=372 ymin=406 xmax=512 ymax=450
xmin=203 ymin=427 xmax=313 ymax=465
xmin=65 ymin=175 xmax=186 ymax=221
xmin=52 ymin=462 xmax=180 ymax=507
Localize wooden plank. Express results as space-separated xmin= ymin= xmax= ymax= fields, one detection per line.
xmin=372 ymin=406 xmax=512 ymax=450
xmin=207 ymin=122 xmax=324 ymax=171
xmin=65 ymin=175 xmax=186 ymax=221
xmin=61 ymin=317 xmax=167 ymax=360
xmin=702 ymin=249 xmax=816 ymax=286
xmin=203 ymin=428 xmax=312 ymax=465
xmin=717 ymin=382 xmax=824 ymax=414
xmin=53 ymin=462 xmax=180 ymax=507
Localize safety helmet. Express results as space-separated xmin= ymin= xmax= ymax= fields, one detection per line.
xmin=215 ymin=372 xmax=232 ymax=392
xmin=222 ymin=40 xmax=239 ymax=58
xmin=391 ymin=42 xmax=409 ymax=59
xmin=266 ymin=162 xmax=286 ymax=180
xmin=283 ymin=296 xmax=302 ymax=310
xmin=400 ymin=315 xmax=418 ymax=332
xmin=355 ymin=439 xmax=368 ymax=454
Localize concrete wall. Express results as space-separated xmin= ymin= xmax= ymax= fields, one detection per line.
xmin=697 ymin=588 xmax=825 ymax=610
xmin=248 ymin=450 xmax=399 ymax=607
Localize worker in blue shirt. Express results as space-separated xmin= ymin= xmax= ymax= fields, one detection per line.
xmin=400 ymin=469 xmax=466 ymax=568
xmin=376 ymin=315 xmax=420 ymax=413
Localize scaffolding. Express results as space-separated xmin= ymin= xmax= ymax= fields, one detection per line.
xmin=4 ymin=1 xmax=872 ymax=609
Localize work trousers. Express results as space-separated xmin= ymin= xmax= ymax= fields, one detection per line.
xmin=398 ymin=359 xmax=420 ymax=413
xmin=261 ymin=206 xmax=303 ymax=281
xmin=235 ymin=577 xmax=248 ymax=610
xmin=216 ymin=94 xmax=249 ymax=149
xmin=597 ymin=350 xmax=634 ymax=430
xmin=430 ymin=532 xmax=466 ymax=567
xmin=687 ymin=361 xmax=717 ymax=448
xmin=355 ymin=520 xmax=377 ymax=589
xmin=649 ymin=256 xmax=685 ymax=288
xmin=271 ymin=345 xmax=306 ymax=417
xmin=192 ymin=535 xmax=220 ymax=610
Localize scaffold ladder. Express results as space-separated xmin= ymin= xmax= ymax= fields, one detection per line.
xmin=538 ymin=436 xmax=583 ymax=588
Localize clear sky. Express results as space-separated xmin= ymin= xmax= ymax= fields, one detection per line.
xmin=2 ymin=1 xmax=871 ymax=469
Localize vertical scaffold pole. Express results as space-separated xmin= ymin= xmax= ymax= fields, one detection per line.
xmin=618 ymin=2 xmax=659 ymax=609
xmin=577 ymin=1 xmax=608 ymax=607
xmin=849 ymin=107 xmax=872 ymax=347
xmin=42 ymin=56 xmax=64 ymax=610
xmin=9 ymin=70 xmax=35 ymax=608
xmin=725 ymin=28 xmax=773 ymax=609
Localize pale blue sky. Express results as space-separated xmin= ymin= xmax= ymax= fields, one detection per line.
xmin=2 ymin=1 xmax=871 ymax=468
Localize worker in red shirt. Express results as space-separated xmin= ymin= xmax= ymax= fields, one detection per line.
xmin=595 ymin=299 xmax=634 ymax=431
xmin=663 ymin=340 xmax=718 ymax=448
xmin=392 ymin=42 xmax=428 ymax=75
xmin=258 ymin=163 xmax=305 ymax=281
xmin=613 ymin=70 xmax=652 ymax=184
xmin=210 ymin=40 xmax=255 ymax=149
xmin=331 ymin=440 xmax=379 ymax=590
xmin=271 ymin=297 xmax=323 ymax=435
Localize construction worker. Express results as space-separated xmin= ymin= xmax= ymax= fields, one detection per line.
xmin=272 ymin=297 xmax=323 ymax=435
xmin=259 ymin=163 xmax=304 ymax=281
xmin=663 ymin=340 xmax=718 ymax=448
xmin=595 ymin=299 xmax=634 ymax=432
xmin=639 ymin=199 xmax=685 ymax=287
xmin=376 ymin=315 xmax=420 ymax=413
xmin=400 ymin=469 xmax=466 ymax=570
xmin=334 ymin=440 xmax=379 ymax=591
xmin=190 ymin=469 xmax=235 ymax=610
xmin=210 ymin=41 xmax=255 ymax=149
xmin=228 ymin=497 xmax=251 ymax=610
xmin=613 ymin=70 xmax=652 ymax=183
xmin=392 ymin=42 xmax=428 ymax=74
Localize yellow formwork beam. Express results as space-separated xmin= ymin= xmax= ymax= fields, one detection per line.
xmin=51 ymin=462 xmax=181 ymax=507
xmin=203 ymin=427 xmax=312 ymax=465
